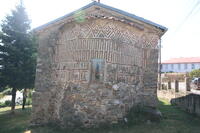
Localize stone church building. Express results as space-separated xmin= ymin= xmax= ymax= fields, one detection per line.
xmin=32 ymin=1 xmax=167 ymax=127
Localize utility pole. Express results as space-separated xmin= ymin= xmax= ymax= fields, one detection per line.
xmin=158 ymin=38 xmax=162 ymax=90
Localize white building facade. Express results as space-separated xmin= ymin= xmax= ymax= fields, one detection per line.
xmin=161 ymin=57 xmax=200 ymax=73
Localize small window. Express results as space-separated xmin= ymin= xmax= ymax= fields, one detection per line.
xmin=171 ymin=64 xmax=174 ymax=69
xmin=184 ymin=64 xmax=187 ymax=69
xmin=166 ymin=64 xmax=168 ymax=69
xmin=178 ymin=64 xmax=181 ymax=70
xmin=192 ymin=64 xmax=195 ymax=69
xmin=90 ymin=59 xmax=105 ymax=82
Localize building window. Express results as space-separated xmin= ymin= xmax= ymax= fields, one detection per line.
xmin=171 ymin=64 xmax=174 ymax=70
xmin=178 ymin=64 xmax=181 ymax=70
xmin=192 ymin=64 xmax=195 ymax=69
xmin=90 ymin=59 xmax=105 ymax=82
xmin=184 ymin=64 xmax=187 ymax=69
xmin=165 ymin=64 xmax=168 ymax=70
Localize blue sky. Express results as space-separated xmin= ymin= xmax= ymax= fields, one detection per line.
xmin=0 ymin=0 xmax=200 ymax=61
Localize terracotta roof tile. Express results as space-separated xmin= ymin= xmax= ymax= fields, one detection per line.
xmin=162 ymin=57 xmax=200 ymax=64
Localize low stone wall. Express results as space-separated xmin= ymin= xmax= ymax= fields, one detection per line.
xmin=171 ymin=94 xmax=200 ymax=117
xmin=157 ymin=89 xmax=188 ymax=101
xmin=158 ymin=73 xmax=191 ymax=101
xmin=158 ymin=73 xmax=200 ymax=117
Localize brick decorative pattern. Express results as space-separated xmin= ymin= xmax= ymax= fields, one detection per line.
xmin=31 ymin=11 xmax=163 ymax=128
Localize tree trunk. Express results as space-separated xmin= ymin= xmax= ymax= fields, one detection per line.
xmin=22 ymin=88 xmax=27 ymax=110
xmin=11 ymin=88 xmax=17 ymax=114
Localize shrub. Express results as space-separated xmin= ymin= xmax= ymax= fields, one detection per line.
xmin=4 ymin=100 xmax=11 ymax=106
xmin=190 ymin=69 xmax=200 ymax=78
xmin=0 ymin=93 xmax=4 ymax=99
xmin=28 ymin=91 xmax=32 ymax=98
xmin=25 ymin=98 xmax=32 ymax=105
xmin=0 ymin=102 xmax=6 ymax=108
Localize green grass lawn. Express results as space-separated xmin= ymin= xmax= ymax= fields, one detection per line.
xmin=0 ymin=100 xmax=200 ymax=133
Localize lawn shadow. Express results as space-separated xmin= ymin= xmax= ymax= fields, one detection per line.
xmin=1 ymin=101 xmax=200 ymax=133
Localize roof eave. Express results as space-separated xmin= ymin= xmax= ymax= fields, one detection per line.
xmin=94 ymin=2 xmax=167 ymax=32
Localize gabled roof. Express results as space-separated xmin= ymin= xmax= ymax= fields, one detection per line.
xmin=162 ymin=57 xmax=200 ymax=64
xmin=34 ymin=1 xmax=167 ymax=32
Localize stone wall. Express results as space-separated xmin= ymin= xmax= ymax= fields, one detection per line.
xmin=171 ymin=94 xmax=200 ymax=117
xmin=157 ymin=89 xmax=189 ymax=101
xmin=157 ymin=73 xmax=191 ymax=100
xmin=32 ymin=13 xmax=162 ymax=127
xmin=158 ymin=74 xmax=200 ymax=117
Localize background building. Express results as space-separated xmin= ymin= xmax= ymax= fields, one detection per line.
xmin=161 ymin=57 xmax=200 ymax=73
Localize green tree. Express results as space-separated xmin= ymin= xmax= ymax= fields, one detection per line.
xmin=0 ymin=3 xmax=37 ymax=113
xmin=189 ymin=69 xmax=200 ymax=78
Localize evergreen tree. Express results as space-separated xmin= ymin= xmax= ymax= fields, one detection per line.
xmin=0 ymin=3 xmax=37 ymax=113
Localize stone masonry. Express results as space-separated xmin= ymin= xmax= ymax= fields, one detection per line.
xmin=31 ymin=2 xmax=167 ymax=128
